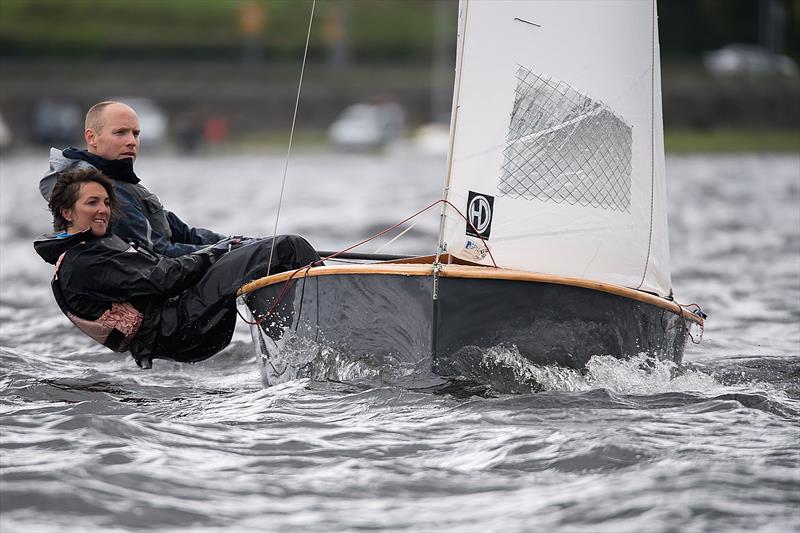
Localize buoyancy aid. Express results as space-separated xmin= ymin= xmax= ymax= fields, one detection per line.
xmin=51 ymin=252 xmax=143 ymax=352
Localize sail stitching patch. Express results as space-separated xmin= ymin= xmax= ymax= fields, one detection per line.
xmin=498 ymin=65 xmax=632 ymax=212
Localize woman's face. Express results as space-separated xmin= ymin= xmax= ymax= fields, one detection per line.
xmin=61 ymin=181 xmax=111 ymax=236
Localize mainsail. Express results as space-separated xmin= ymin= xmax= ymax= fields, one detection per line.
xmin=440 ymin=0 xmax=671 ymax=297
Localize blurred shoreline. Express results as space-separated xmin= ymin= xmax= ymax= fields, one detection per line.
xmin=1 ymin=59 xmax=798 ymax=155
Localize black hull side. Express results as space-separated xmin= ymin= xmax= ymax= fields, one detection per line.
xmin=243 ymin=272 xmax=689 ymax=383
xmin=244 ymin=274 xmax=434 ymax=368
xmin=433 ymin=277 xmax=687 ymax=376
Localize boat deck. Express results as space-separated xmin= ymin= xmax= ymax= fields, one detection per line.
xmin=238 ymin=259 xmax=702 ymax=324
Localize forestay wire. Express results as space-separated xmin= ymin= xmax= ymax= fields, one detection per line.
xmin=266 ymin=0 xmax=317 ymax=275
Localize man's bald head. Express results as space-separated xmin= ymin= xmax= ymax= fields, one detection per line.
xmin=85 ymin=101 xmax=134 ymax=133
xmin=85 ymin=101 xmax=141 ymax=160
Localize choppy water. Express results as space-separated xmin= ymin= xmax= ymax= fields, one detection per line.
xmin=1 ymin=149 xmax=798 ymax=532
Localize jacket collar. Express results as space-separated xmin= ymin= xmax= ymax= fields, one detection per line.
xmin=62 ymin=147 xmax=140 ymax=184
xmin=33 ymin=228 xmax=102 ymax=265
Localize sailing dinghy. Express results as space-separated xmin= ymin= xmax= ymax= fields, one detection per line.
xmin=239 ymin=0 xmax=703 ymax=385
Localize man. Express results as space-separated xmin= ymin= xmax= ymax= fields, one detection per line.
xmin=40 ymin=101 xmax=227 ymax=257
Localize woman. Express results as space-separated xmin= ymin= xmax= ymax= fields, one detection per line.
xmin=34 ymin=167 xmax=320 ymax=369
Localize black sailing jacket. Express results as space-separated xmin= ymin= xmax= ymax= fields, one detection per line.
xmin=34 ymin=230 xmax=321 ymax=368
xmin=33 ymin=229 xmax=215 ymax=367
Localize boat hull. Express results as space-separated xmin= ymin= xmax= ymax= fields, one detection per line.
xmin=433 ymin=276 xmax=687 ymax=375
xmin=240 ymin=264 xmax=696 ymax=385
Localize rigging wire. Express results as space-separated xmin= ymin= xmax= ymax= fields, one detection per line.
xmin=321 ymin=199 xmax=497 ymax=266
xmin=266 ymin=0 xmax=316 ymax=277
xmin=236 ymin=198 xmax=498 ymax=326
xmin=372 ymin=218 xmax=421 ymax=254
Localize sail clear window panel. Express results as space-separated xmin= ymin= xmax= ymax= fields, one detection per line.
xmin=498 ymin=66 xmax=633 ymax=212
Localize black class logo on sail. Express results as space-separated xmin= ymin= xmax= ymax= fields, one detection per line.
xmin=466 ymin=191 xmax=494 ymax=239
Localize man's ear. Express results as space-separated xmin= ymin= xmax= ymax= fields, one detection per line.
xmin=85 ymin=128 xmax=96 ymax=150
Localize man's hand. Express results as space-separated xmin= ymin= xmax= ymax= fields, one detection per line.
xmin=234 ymin=236 xmax=261 ymax=247
xmin=193 ymin=237 xmax=244 ymax=263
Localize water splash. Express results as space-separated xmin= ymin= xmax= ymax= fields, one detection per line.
xmin=254 ymin=333 xmax=727 ymax=397
xmin=478 ymin=345 xmax=721 ymax=395
xmin=254 ymin=329 xmax=419 ymax=387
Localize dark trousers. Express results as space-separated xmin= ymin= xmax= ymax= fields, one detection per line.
xmin=150 ymin=235 xmax=319 ymax=364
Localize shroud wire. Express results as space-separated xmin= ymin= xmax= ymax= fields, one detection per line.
xmin=266 ymin=0 xmax=316 ymax=275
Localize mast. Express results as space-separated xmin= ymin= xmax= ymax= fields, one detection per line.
xmin=434 ymin=0 xmax=470 ymax=264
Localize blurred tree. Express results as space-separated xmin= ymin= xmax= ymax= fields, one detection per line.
xmin=321 ymin=1 xmax=351 ymax=70
xmin=660 ymin=0 xmax=798 ymax=58
xmin=0 ymin=0 xmax=796 ymax=61
xmin=239 ymin=1 xmax=268 ymax=64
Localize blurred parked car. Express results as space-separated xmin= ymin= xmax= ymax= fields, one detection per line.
xmin=0 ymin=111 xmax=11 ymax=149
xmin=704 ymin=44 xmax=798 ymax=76
xmin=412 ymin=123 xmax=450 ymax=156
xmin=110 ymin=97 xmax=168 ymax=145
xmin=329 ymin=103 xmax=406 ymax=150
xmin=31 ymin=99 xmax=81 ymax=146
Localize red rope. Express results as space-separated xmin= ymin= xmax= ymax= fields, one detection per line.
xmin=439 ymin=199 xmax=498 ymax=267
xmin=237 ymin=264 xmax=312 ymax=325
xmin=317 ymin=198 xmax=497 ymax=267
xmin=237 ymin=198 xmax=498 ymax=326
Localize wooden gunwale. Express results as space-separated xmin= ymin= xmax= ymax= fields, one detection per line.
xmin=238 ymin=261 xmax=702 ymax=324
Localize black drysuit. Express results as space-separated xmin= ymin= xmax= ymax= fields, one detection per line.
xmin=33 ymin=230 xmax=320 ymax=368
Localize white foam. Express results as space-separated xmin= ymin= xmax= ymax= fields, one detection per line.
xmin=480 ymin=345 xmax=722 ymax=395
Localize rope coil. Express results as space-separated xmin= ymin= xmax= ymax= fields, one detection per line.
xmin=677 ymin=302 xmax=706 ymax=344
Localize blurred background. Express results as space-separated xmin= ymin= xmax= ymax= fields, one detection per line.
xmin=0 ymin=0 xmax=797 ymax=154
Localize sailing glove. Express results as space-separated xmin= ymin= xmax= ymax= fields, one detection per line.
xmin=193 ymin=237 xmax=244 ymax=264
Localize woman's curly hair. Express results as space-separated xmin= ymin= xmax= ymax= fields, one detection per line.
xmin=48 ymin=167 xmax=119 ymax=232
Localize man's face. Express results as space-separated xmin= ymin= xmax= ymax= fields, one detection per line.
xmin=86 ymin=104 xmax=140 ymax=160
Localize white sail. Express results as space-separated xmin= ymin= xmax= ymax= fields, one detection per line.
xmin=440 ymin=0 xmax=671 ymax=297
